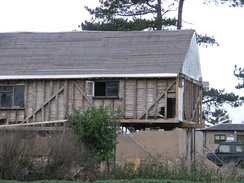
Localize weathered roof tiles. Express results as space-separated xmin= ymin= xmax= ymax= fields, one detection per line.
xmin=0 ymin=30 xmax=201 ymax=80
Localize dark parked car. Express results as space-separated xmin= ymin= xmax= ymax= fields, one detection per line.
xmin=206 ymin=141 xmax=244 ymax=168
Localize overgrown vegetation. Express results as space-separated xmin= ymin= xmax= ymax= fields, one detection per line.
xmin=0 ymin=129 xmax=96 ymax=181
xmin=95 ymin=157 xmax=244 ymax=182
xmin=1 ymin=121 xmax=244 ymax=182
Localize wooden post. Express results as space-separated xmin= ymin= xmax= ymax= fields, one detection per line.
xmin=32 ymin=81 xmax=37 ymax=122
xmin=153 ymin=79 xmax=157 ymax=119
xmin=24 ymin=80 xmax=29 ymax=123
xmin=121 ymin=80 xmax=126 ymax=119
xmin=175 ymin=77 xmax=179 ymax=120
xmin=41 ymin=80 xmax=45 ymax=122
xmin=72 ymin=81 xmax=75 ymax=111
xmin=144 ymin=80 xmax=148 ymax=120
xmin=55 ymin=80 xmax=60 ymax=120
xmin=64 ymin=80 xmax=69 ymax=118
xmin=134 ymin=79 xmax=137 ymax=119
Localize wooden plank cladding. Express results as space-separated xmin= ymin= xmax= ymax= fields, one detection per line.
xmin=0 ymin=77 xmax=202 ymax=128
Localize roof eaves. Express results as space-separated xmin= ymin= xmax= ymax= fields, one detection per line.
xmin=0 ymin=73 xmax=178 ymax=80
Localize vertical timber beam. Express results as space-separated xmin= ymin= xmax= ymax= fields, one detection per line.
xmin=64 ymin=80 xmax=68 ymax=119
xmin=144 ymin=80 xmax=148 ymax=119
xmin=24 ymin=80 xmax=29 ymax=123
xmin=153 ymin=79 xmax=158 ymax=119
xmin=72 ymin=81 xmax=75 ymax=112
xmin=164 ymin=80 xmax=168 ymax=119
xmin=200 ymin=85 xmax=203 ymax=125
xmin=55 ymin=80 xmax=60 ymax=120
xmin=32 ymin=81 xmax=37 ymax=122
xmin=48 ymin=80 xmax=53 ymax=121
xmin=121 ymin=80 xmax=126 ymax=119
xmin=134 ymin=79 xmax=137 ymax=119
xmin=175 ymin=76 xmax=180 ymax=119
xmin=42 ymin=80 xmax=45 ymax=121
xmin=82 ymin=81 xmax=85 ymax=113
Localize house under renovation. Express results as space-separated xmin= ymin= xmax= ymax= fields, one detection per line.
xmin=0 ymin=30 xmax=204 ymax=162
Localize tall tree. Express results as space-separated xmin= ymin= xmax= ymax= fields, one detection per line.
xmin=177 ymin=0 xmax=184 ymax=30
xmin=80 ymin=0 xmax=218 ymax=46
xmin=202 ymin=88 xmax=243 ymax=126
xmin=234 ymin=65 xmax=244 ymax=89
xmin=81 ymin=0 xmax=178 ymax=31
xmin=220 ymin=0 xmax=244 ymax=7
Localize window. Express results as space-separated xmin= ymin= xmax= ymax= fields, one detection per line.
xmin=214 ymin=134 xmax=226 ymax=144
xmin=237 ymin=135 xmax=244 ymax=142
xmin=0 ymin=86 xmax=24 ymax=108
xmin=86 ymin=81 xmax=119 ymax=98
xmin=236 ymin=145 xmax=243 ymax=153
xmin=86 ymin=81 xmax=94 ymax=97
xmin=219 ymin=145 xmax=230 ymax=153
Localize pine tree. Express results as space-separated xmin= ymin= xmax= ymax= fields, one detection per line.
xmin=202 ymin=88 xmax=243 ymax=126
xmin=80 ymin=0 xmax=177 ymax=31
xmin=234 ymin=65 xmax=244 ymax=89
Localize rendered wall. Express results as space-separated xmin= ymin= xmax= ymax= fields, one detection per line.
xmin=116 ymin=128 xmax=187 ymax=164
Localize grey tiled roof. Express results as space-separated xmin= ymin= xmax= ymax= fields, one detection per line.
xmin=200 ymin=123 xmax=244 ymax=131
xmin=0 ymin=30 xmax=196 ymax=79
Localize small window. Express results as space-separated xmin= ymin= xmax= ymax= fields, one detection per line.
xmin=0 ymin=86 xmax=24 ymax=108
xmin=237 ymin=135 xmax=244 ymax=142
xmin=86 ymin=80 xmax=119 ymax=98
xmin=214 ymin=134 xmax=226 ymax=144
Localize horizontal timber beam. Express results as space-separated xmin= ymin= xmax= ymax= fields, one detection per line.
xmin=120 ymin=119 xmax=179 ymax=124
xmin=0 ymin=120 xmax=67 ymax=128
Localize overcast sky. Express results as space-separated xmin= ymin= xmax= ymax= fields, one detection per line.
xmin=0 ymin=0 xmax=243 ymax=123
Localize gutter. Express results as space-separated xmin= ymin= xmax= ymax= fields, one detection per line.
xmin=0 ymin=73 xmax=178 ymax=80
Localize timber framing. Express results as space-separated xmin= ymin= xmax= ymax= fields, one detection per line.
xmin=0 ymin=76 xmax=203 ymax=129
xmin=0 ymin=30 xmax=204 ymax=130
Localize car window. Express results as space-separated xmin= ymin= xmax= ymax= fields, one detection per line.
xmin=219 ymin=145 xmax=231 ymax=153
xmin=236 ymin=145 xmax=243 ymax=152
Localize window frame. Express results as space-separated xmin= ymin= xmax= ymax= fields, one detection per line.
xmin=86 ymin=80 xmax=120 ymax=98
xmin=86 ymin=81 xmax=95 ymax=97
xmin=0 ymin=85 xmax=25 ymax=109
xmin=214 ymin=134 xmax=226 ymax=144
xmin=218 ymin=144 xmax=231 ymax=153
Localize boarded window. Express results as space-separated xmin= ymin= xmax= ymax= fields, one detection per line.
xmin=0 ymin=86 xmax=24 ymax=108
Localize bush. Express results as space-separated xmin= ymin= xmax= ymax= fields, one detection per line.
xmin=68 ymin=106 xmax=122 ymax=172
xmin=0 ymin=129 xmax=97 ymax=181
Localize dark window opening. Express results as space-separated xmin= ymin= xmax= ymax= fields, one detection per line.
xmin=0 ymin=86 xmax=24 ymax=108
xmin=0 ymin=119 xmax=6 ymax=125
xmin=159 ymin=107 xmax=165 ymax=117
xmin=167 ymin=98 xmax=176 ymax=118
xmin=95 ymin=82 xmax=106 ymax=96
xmin=94 ymin=81 xmax=119 ymax=97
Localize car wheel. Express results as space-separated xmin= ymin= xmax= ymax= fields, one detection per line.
xmin=238 ymin=161 xmax=244 ymax=169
